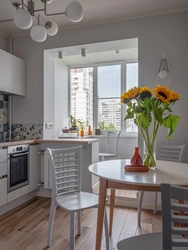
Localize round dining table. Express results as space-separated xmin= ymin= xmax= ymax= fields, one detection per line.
xmin=88 ymin=159 xmax=188 ymax=250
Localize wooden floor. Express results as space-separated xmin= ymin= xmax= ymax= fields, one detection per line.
xmin=0 ymin=197 xmax=162 ymax=250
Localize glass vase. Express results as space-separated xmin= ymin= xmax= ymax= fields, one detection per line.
xmin=143 ymin=140 xmax=156 ymax=169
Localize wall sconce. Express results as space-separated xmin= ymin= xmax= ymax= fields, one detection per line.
xmin=158 ymin=55 xmax=169 ymax=79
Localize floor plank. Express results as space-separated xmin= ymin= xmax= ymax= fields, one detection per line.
xmin=0 ymin=197 xmax=162 ymax=250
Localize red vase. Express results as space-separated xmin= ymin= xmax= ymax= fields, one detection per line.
xmin=131 ymin=147 xmax=143 ymax=165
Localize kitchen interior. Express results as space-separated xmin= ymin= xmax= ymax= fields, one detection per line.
xmin=0 ymin=0 xmax=188 ymax=249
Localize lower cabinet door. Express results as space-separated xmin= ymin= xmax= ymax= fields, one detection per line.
xmin=0 ymin=177 xmax=7 ymax=206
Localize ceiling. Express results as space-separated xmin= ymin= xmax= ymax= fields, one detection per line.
xmin=47 ymin=38 xmax=138 ymax=65
xmin=0 ymin=0 xmax=188 ymax=37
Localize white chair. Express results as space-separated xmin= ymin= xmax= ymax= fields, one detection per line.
xmin=118 ymin=183 xmax=188 ymax=250
xmin=99 ymin=131 xmax=121 ymax=235
xmin=99 ymin=131 xmax=121 ymax=161
xmin=138 ymin=143 xmax=185 ymax=226
xmin=46 ymin=146 xmax=109 ymax=250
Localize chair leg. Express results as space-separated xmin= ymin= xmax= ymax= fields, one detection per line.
xmin=137 ymin=191 xmax=144 ymax=226
xmin=70 ymin=212 xmax=75 ymax=250
xmin=104 ymin=208 xmax=110 ymax=250
xmin=109 ymin=189 xmax=115 ymax=235
xmin=153 ymin=192 xmax=158 ymax=214
xmin=47 ymin=202 xmax=57 ymax=246
xmin=77 ymin=211 xmax=81 ymax=235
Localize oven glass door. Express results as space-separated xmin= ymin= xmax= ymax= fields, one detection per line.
xmin=9 ymin=152 xmax=29 ymax=191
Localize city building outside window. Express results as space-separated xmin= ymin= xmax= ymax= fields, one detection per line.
xmin=70 ymin=62 xmax=138 ymax=133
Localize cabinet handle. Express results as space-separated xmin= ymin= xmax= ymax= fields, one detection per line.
xmin=0 ymin=175 xmax=7 ymax=179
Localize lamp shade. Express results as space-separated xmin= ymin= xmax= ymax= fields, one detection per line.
xmin=45 ymin=21 xmax=58 ymax=36
xmin=30 ymin=25 xmax=47 ymax=42
xmin=65 ymin=1 xmax=83 ymax=22
xmin=13 ymin=8 xmax=33 ymax=29
xmin=159 ymin=70 xmax=168 ymax=79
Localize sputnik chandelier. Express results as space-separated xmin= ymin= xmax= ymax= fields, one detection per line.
xmin=0 ymin=0 xmax=83 ymax=42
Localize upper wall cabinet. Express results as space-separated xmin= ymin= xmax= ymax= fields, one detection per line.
xmin=0 ymin=49 xmax=25 ymax=96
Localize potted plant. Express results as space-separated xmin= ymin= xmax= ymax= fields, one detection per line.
xmin=77 ymin=119 xmax=85 ymax=137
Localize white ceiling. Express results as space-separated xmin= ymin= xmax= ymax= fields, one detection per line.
xmin=0 ymin=0 xmax=188 ymax=37
xmin=47 ymin=38 xmax=138 ymax=65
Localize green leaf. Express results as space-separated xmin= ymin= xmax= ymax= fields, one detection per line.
xmin=163 ymin=114 xmax=180 ymax=140
xmin=154 ymin=107 xmax=163 ymax=124
xmin=124 ymin=109 xmax=134 ymax=120
xmin=135 ymin=114 xmax=150 ymax=130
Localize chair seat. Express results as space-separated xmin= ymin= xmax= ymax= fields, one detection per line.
xmin=56 ymin=191 xmax=101 ymax=212
xmin=117 ymin=232 xmax=184 ymax=250
xmin=99 ymin=153 xmax=116 ymax=157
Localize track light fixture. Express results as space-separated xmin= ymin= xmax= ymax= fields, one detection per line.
xmin=58 ymin=51 xmax=63 ymax=59
xmin=81 ymin=48 xmax=86 ymax=57
xmin=0 ymin=0 xmax=83 ymax=42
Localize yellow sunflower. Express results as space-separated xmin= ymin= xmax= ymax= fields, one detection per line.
xmin=126 ymin=87 xmax=141 ymax=98
xmin=154 ymin=85 xmax=172 ymax=103
xmin=140 ymin=87 xmax=152 ymax=100
xmin=170 ymin=91 xmax=180 ymax=102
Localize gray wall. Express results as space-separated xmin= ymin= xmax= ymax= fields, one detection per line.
xmin=12 ymin=11 xmax=188 ymax=162
xmin=0 ymin=34 xmax=9 ymax=52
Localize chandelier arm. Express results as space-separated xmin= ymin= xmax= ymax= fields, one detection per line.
xmin=0 ymin=19 xmax=13 ymax=23
xmin=44 ymin=1 xmax=65 ymax=16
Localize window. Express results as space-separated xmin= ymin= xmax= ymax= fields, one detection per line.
xmin=70 ymin=68 xmax=93 ymax=127
xmin=70 ymin=62 xmax=138 ymax=132
xmin=96 ymin=64 xmax=121 ymax=131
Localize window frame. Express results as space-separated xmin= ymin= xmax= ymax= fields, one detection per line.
xmin=68 ymin=60 xmax=138 ymax=136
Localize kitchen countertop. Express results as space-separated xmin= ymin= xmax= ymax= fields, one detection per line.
xmin=37 ymin=138 xmax=99 ymax=144
xmin=0 ymin=138 xmax=99 ymax=147
xmin=0 ymin=140 xmax=37 ymax=147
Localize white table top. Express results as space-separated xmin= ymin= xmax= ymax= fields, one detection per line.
xmin=89 ymin=159 xmax=188 ymax=187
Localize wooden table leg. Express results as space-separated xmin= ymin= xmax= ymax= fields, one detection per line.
xmin=109 ymin=189 xmax=115 ymax=235
xmin=95 ymin=178 xmax=107 ymax=250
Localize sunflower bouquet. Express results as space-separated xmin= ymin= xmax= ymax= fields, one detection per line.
xmin=120 ymin=85 xmax=180 ymax=168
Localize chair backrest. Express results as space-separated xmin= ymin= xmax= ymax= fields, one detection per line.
xmin=107 ymin=131 xmax=121 ymax=155
xmin=161 ymin=183 xmax=188 ymax=250
xmin=156 ymin=144 xmax=185 ymax=162
xmin=46 ymin=146 xmax=82 ymax=199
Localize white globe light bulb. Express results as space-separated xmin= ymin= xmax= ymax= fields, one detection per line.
xmin=30 ymin=25 xmax=47 ymax=42
xmin=45 ymin=21 xmax=58 ymax=36
xmin=13 ymin=8 xmax=33 ymax=29
xmin=65 ymin=1 xmax=83 ymax=22
xmin=159 ymin=70 xmax=168 ymax=79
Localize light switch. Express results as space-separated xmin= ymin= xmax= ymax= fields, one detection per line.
xmin=45 ymin=123 xmax=54 ymax=129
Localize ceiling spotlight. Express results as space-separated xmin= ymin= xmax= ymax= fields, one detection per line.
xmin=58 ymin=51 xmax=63 ymax=59
xmin=158 ymin=55 xmax=169 ymax=79
xmin=0 ymin=0 xmax=83 ymax=42
xmin=115 ymin=50 xmax=119 ymax=53
xmin=81 ymin=48 xmax=86 ymax=57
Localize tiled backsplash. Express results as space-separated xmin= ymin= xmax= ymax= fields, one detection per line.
xmin=11 ymin=124 xmax=43 ymax=140
xmin=0 ymin=94 xmax=9 ymax=142
xmin=0 ymin=93 xmax=43 ymax=141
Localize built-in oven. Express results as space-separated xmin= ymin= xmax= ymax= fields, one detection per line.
xmin=7 ymin=144 xmax=29 ymax=193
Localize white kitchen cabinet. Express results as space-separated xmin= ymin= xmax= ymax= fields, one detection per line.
xmin=0 ymin=178 xmax=7 ymax=206
xmin=29 ymin=144 xmax=41 ymax=192
xmin=0 ymin=49 xmax=25 ymax=96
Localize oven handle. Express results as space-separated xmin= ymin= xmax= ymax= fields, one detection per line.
xmin=10 ymin=152 xmax=29 ymax=157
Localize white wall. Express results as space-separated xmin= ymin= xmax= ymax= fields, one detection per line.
xmin=12 ymin=11 xmax=188 ymax=162
xmin=0 ymin=34 xmax=9 ymax=52
xmin=43 ymin=51 xmax=55 ymax=139
xmin=54 ymin=58 xmax=69 ymax=137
